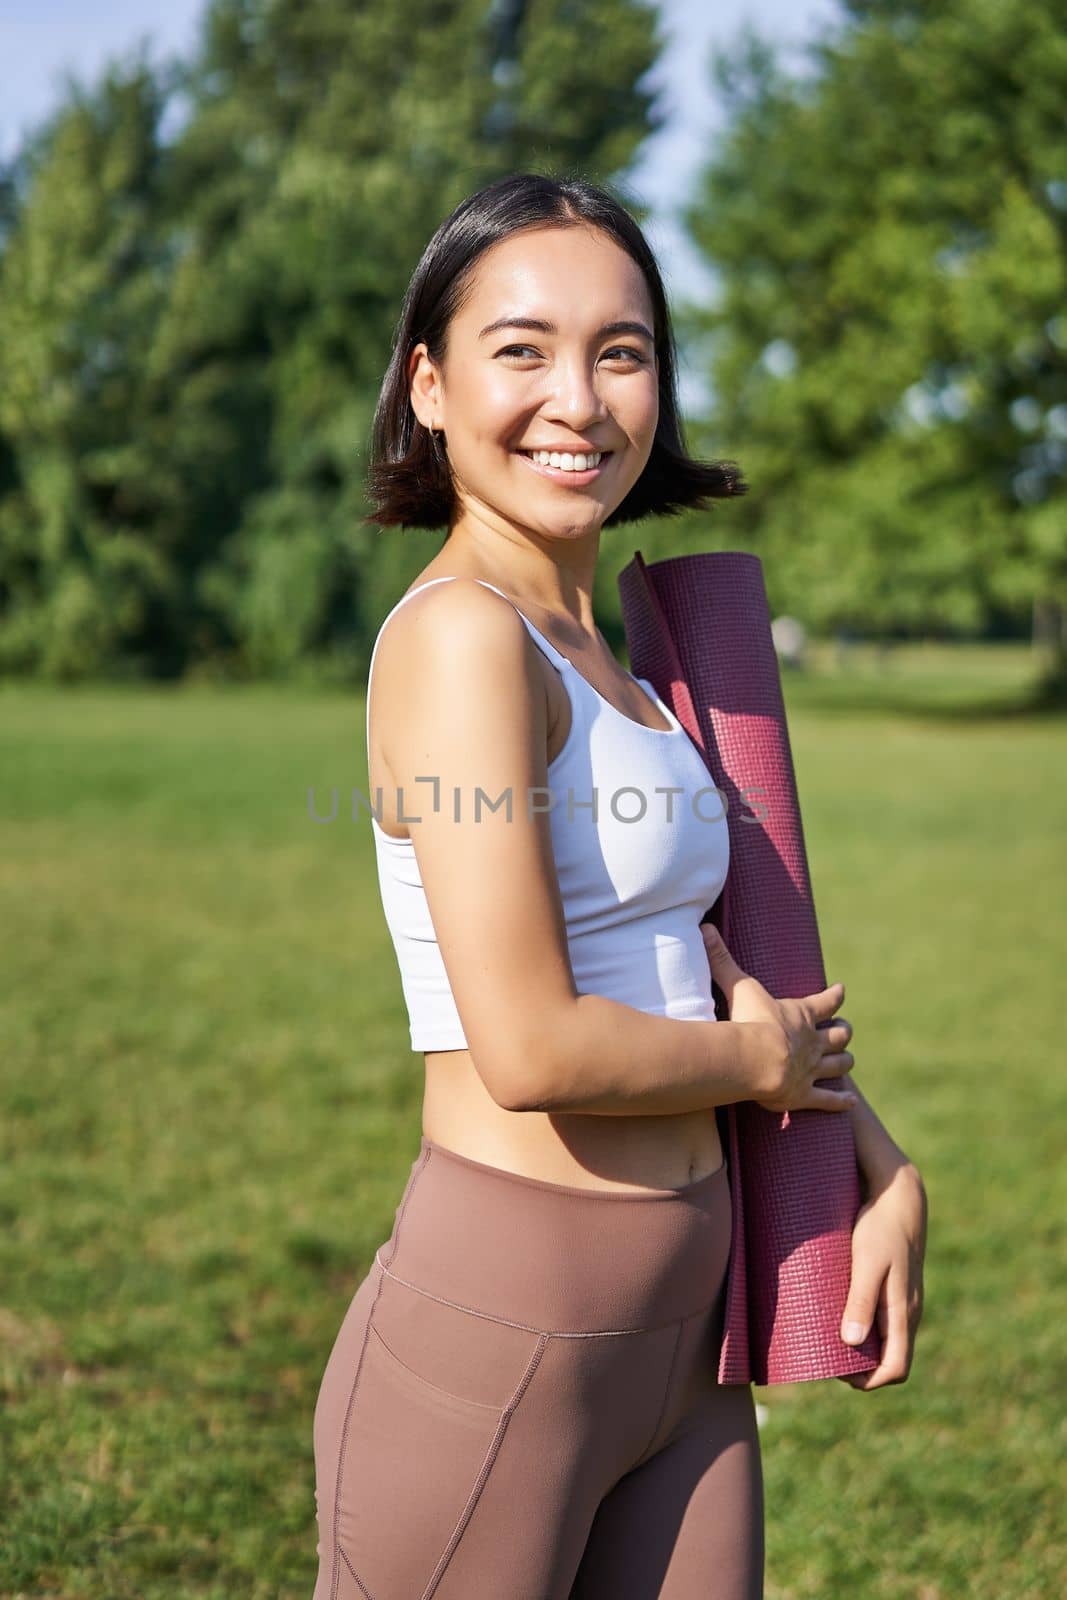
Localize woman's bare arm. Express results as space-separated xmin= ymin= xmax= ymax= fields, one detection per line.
xmin=841 ymin=1073 xmax=919 ymax=1193
xmin=375 ymin=578 xmax=772 ymax=1116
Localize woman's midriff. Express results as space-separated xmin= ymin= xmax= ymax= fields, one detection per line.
xmin=422 ymin=1049 xmax=725 ymax=1195
xmin=374 ymin=602 xmax=725 ymax=1197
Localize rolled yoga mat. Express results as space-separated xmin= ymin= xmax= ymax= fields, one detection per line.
xmin=618 ymin=549 xmax=881 ymax=1386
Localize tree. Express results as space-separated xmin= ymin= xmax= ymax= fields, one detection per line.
xmin=679 ymin=0 xmax=1067 ymax=693
xmin=0 ymin=55 xmax=189 ymax=678
xmin=0 ymin=0 xmax=667 ymax=679
xmin=168 ymin=0 xmax=666 ymax=679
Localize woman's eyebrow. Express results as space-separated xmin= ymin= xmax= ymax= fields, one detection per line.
xmin=477 ymin=315 xmax=654 ymax=342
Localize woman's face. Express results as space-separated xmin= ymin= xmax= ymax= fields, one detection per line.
xmin=408 ymin=224 xmax=660 ymax=542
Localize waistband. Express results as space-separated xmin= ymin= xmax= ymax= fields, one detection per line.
xmin=376 ymin=1136 xmax=732 ymax=1335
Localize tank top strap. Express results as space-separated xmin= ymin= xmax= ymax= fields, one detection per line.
xmin=365 ymin=576 xmax=461 ymax=753
xmin=466 ymin=579 xmax=573 ymax=675
xmin=365 ymin=574 xmax=578 ymax=757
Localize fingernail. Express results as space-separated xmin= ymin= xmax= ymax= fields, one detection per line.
xmin=842 ymin=1321 xmax=865 ymax=1344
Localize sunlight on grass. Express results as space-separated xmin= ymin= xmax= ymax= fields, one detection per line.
xmin=1 ymin=660 xmax=1063 ymax=1597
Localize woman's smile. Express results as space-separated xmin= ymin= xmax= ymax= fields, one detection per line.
xmin=515 ymin=447 xmax=615 ymax=485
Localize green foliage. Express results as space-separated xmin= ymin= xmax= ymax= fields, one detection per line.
xmin=3 ymin=0 xmax=1064 ymax=688
xmin=0 ymin=0 xmax=664 ymax=681
xmin=0 ymin=61 xmax=188 ymax=679
xmin=680 ymin=0 xmax=1067 ymax=662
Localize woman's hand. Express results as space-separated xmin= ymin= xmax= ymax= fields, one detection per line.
xmin=837 ymin=1160 xmax=928 ymax=1389
xmin=700 ymin=923 xmax=856 ymax=1115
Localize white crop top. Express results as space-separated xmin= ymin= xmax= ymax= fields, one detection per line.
xmin=366 ymin=577 xmax=730 ymax=1051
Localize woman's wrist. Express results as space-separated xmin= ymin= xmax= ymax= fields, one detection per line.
xmin=842 ymin=1073 xmax=915 ymax=1196
xmin=734 ymin=1019 xmax=781 ymax=1103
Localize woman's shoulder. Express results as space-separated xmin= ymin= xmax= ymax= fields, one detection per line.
xmin=376 ymin=572 xmax=527 ymax=662
xmin=370 ymin=573 xmax=545 ymax=722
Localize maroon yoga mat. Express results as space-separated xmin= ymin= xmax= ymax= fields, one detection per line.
xmin=618 ymin=549 xmax=880 ymax=1386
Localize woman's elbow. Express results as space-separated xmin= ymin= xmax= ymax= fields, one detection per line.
xmin=480 ymin=1055 xmax=555 ymax=1114
xmin=473 ymin=1011 xmax=569 ymax=1114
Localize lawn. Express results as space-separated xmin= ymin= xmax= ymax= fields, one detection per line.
xmin=1 ymin=649 xmax=1063 ymax=1598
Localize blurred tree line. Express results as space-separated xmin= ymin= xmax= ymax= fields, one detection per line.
xmin=678 ymin=0 xmax=1067 ymax=698
xmin=0 ymin=0 xmax=1064 ymax=694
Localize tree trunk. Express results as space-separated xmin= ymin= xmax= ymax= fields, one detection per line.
xmin=1031 ymin=594 xmax=1067 ymax=707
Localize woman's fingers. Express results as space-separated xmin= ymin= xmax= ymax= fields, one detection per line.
xmin=700 ymin=922 xmax=735 ymax=962
xmin=808 ymin=1085 xmax=858 ymax=1111
xmin=817 ymin=1051 xmax=855 ymax=1075
xmin=808 ymin=981 xmax=845 ymax=1022
xmin=699 ymin=923 xmax=746 ymax=994
xmin=816 ymin=1017 xmax=853 ymax=1050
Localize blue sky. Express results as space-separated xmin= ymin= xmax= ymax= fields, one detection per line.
xmin=0 ymin=0 xmax=842 ymax=330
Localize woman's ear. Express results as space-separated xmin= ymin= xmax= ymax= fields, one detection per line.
xmin=408 ymin=342 xmax=441 ymax=431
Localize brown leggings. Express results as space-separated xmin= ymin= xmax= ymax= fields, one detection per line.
xmin=312 ymin=1137 xmax=764 ymax=1599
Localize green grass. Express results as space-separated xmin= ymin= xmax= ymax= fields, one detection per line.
xmin=1 ymin=648 xmax=1064 ymax=1598
xmin=777 ymin=638 xmax=1047 ymax=717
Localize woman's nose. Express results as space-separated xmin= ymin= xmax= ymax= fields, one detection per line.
xmin=545 ymin=362 xmax=608 ymax=426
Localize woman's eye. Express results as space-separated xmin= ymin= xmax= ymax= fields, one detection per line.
xmin=496 ymin=345 xmax=646 ymax=363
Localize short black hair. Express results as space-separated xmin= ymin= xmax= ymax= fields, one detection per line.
xmin=364 ymin=170 xmax=747 ymax=530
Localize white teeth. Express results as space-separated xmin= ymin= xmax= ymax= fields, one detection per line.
xmin=526 ymin=449 xmax=602 ymax=471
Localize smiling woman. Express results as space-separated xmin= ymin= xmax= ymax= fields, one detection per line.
xmin=364 ymin=173 xmax=746 ymax=532
xmin=308 ymin=172 xmax=827 ymax=1600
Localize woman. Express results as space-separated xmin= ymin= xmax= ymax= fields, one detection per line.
xmin=312 ymin=172 xmax=927 ymax=1600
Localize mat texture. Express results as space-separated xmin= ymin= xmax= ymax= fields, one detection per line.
xmin=619 ymin=549 xmax=881 ymax=1386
